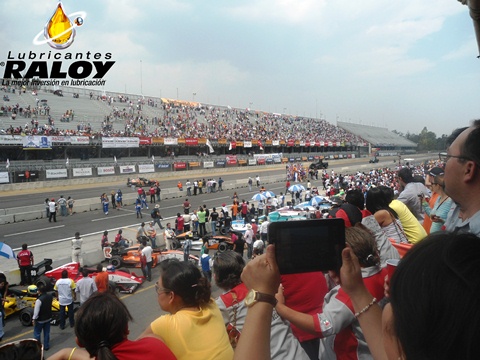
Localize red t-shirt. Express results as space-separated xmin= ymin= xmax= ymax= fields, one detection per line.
xmin=111 ymin=337 xmax=176 ymax=360
xmin=281 ymin=272 xmax=328 ymax=342
xmin=251 ymin=223 xmax=258 ymax=236
xmin=241 ymin=203 xmax=248 ymax=215
xmin=176 ymin=216 xmax=184 ymax=231
xmin=17 ymin=249 xmax=33 ymax=266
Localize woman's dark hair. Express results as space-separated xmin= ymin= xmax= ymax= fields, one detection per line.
xmin=75 ymin=292 xmax=132 ymax=360
xmin=345 ymin=224 xmax=379 ymax=267
xmin=160 ymin=259 xmax=211 ymax=307
xmin=365 ymin=187 xmax=399 ymax=219
xmin=212 ymin=250 xmax=245 ymax=290
xmin=390 ymin=232 xmax=480 ymax=360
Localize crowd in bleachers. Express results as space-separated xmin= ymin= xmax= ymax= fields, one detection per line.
xmin=1 ymin=85 xmax=367 ymax=145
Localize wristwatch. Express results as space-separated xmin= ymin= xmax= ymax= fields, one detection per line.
xmin=244 ymin=289 xmax=277 ymax=307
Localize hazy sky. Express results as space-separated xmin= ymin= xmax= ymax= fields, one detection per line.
xmin=1 ymin=0 xmax=478 ymax=136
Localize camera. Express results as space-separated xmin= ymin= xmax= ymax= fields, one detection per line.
xmin=268 ymin=218 xmax=345 ymax=274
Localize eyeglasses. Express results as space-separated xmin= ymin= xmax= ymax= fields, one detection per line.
xmin=438 ymin=152 xmax=471 ymax=163
xmin=155 ymin=282 xmax=171 ymax=295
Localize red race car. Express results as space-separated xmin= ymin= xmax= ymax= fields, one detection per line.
xmin=37 ymin=261 xmax=144 ymax=294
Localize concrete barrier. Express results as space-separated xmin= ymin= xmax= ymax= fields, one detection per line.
xmin=0 ymin=214 xmax=15 ymax=224
xmin=14 ymin=210 xmax=45 ymax=222
xmin=2 ymin=171 xmax=287 ymax=224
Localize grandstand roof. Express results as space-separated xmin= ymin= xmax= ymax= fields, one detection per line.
xmin=337 ymin=121 xmax=417 ymax=147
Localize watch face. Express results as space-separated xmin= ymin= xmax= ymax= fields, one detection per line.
xmin=245 ymin=290 xmax=257 ymax=306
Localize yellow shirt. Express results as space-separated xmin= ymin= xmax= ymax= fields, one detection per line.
xmin=150 ymin=300 xmax=233 ymax=360
xmin=390 ymin=200 xmax=427 ymax=244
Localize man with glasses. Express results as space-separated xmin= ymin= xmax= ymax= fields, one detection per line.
xmin=441 ymin=120 xmax=480 ymax=236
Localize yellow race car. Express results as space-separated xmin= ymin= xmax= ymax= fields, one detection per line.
xmin=4 ymin=285 xmax=66 ymax=327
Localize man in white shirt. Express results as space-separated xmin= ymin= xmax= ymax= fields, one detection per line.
xmin=48 ymin=198 xmax=57 ymax=223
xmin=141 ymin=239 xmax=153 ymax=281
xmin=260 ymin=218 xmax=270 ymax=244
xmin=244 ymin=224 xmax=254 ymax=259
xmin=164 ymin=223 xmax=175 ymax=250
xmin=75 ymin=268 xmax=97 ymax=306
xmin=54 ymin=270 xmax=76 ymax=329
xmin=71 ymin=231 xmax=83 ymax=265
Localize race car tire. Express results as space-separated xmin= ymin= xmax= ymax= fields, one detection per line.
xmin=20 ymin=307 xmax=34 ymax=327
xmin=35 ymin=275 xmax=54 ymax=292
xmin=218 ymin=243 xmax=228 ymax=252
xmin=220 ymin=227 xmax=227 ymax=235
xmin=110 ymin=256 xmax=122 ymax=268
xmin=171 ymin=240 xmax=181 ymax=250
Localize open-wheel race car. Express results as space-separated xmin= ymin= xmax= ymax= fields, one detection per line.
xmin=126 ymin=177 xmax=158 ymax=187
xmin=31 ymin=259 xmax=144 ymax=294
xmin=4 ymin=286 xmax=66 ymax=327
xmin=104 ymin=244 xmax=199 ymax=268
xmin=172 ymin=231 xmax=234 ymax=252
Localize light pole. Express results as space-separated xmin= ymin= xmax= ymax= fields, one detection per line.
xmin=140 ymin=60 xmax=143 ymax=95
xmin=283 ymin=107 xmax=287 ymax=114
xmin=176 ymin=88 xmax=179 ymax=100
xmin=193 ymin=92 xmax=196 ymax=102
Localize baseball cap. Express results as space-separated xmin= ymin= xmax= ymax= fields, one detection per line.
xmin=428 ymin=167 xmax=445 ymax=177
xmin=155 ymin=204 xmax=160 ymax=208
xmin=222 ymin=203 xmax=226 ymax=207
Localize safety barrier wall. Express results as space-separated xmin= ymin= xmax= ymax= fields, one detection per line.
xmin=0 ymin=172 xmax=286 ymax=224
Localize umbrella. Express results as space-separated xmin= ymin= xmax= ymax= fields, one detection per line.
xmin=0 ymin=241 xmax=16 ymax=259
xmin=310 ymin=196 xmax=326 ymax=206
xmin=251 ymin=193 xmax=267 ymax=202
xmin=264 ymin=190 xmax=276 ymax=198
xmin=288 ymin=184 xmax=305 ymax=193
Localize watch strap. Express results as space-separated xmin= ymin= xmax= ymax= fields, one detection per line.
xmin=253 ymin=291 xmax=277 ymax=307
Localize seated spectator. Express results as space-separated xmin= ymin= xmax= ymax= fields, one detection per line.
xmin=421 ymin=174 xmax=452 ymax=234
xmin=47 ymin=292 xmax=176 ymax=360
xmin=379 ymin=186 xmax=427 ymax=244
xmin=366 ymin=187 xmax=409 ymax=244
xmin=275 ymin=225 xmax=387 ymax=360
xmin=139 ymin=259 xmax=233 ymax=360
xmin=213 ymin=251 xmax=309 ymax=359
xmin=279 ymin=270 xmax=329 ymax=359
xmin=397 ymin=167 xmax=429 ymax=224
xmin=331 ymin=188 xmax=366 ymax=227
xmin=340 ymin=232 xmax=480 ymax=360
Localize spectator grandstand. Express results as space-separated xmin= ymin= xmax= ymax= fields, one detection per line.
xmin=337 ymin=121 xmax=417 ymax=151
xmin=1 ymin=83 xmax=417 ymax=162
